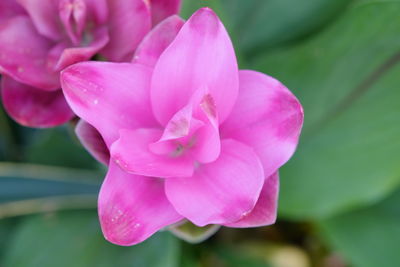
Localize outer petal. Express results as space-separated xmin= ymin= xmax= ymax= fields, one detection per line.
xmin=101 ymin=0 xmax=151 ymax=61
xmin=0 ymin=16 xmax=59 ymax=90
xmin=75 ymin=120 xmax=109 ymax=165
xmin=16 ymin=0 xmax=62 ymax=41
xmin=150 ymin=0 xmax=181 ymax=25
xmin=111 ymin=128 xmax=195 ymax=178
xmin=221 ymin=70 xmax=304 ymax=177
xmin=133 ymin=15 xmax=184 ymax=67
xmin=0 ymin=0 xmax=26 ymax=24
xmin=151 ymin=8 xmax=239 ymax=125
xmin=224 ymin=172 xmax=279 ymax=228
xmin=61 ymin=62 xmax=158 ymax=146
xmin=1 ymin=77 xmax=74 ymax=127
xmin=99 ymin=161 xmax=183 ymax=246
xmin=165 ymin=139 xmax=264 ymax=226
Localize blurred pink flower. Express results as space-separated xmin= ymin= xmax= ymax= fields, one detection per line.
xmin=61 ymin=8 xmax=304 ymax=245
xmin=0 ymin=0 xmax=181 ymax=127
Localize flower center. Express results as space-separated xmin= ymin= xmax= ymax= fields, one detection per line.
xmin=59 ymin=0 xmax=87 ymax=45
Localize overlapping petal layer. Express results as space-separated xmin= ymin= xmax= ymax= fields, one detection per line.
xmin=221 ymin=70 xmax=304 ymax=177
xmin=61 ymin=62 xmax=158 ymax=146
xmin=151 ymin=8 xmax=239 ymax=125
xmin=165 ymin=139 xmax=264 ymax=226
xmin=111 ymin=128 xmax=195 ymax=178
xmin=225 ymin=172 xmax=279 ymax=228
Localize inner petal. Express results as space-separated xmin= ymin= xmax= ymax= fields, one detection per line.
xmin=59 ymin=0 xmax=87 ymax=45
xmin=149 ymin=90 xmax=221 ymax=163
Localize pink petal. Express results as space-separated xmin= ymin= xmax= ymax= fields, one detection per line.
xmin=75 ymin=119 xmax=110 ymax=165
xmin=221 ymin=70 xmax=304 ymax=177
xmin=51 ymin=27 xmax=109 ymax=72
xmin=61 ymin=61 xmax=158 ymax=146
xmin=99 ymin=161 xmax=183 ymax=246
xmin=1 ymin=76 xmax=74 ymax=128
xmin=151 ymin=8 xmax=239 ymax=125
xmin=0 ymin=16 xmax=59 ymax=90
xmin=110 ymin=128 xmax=195 ymax=178
xmin=150 ymin=0 xmax=181 ymax=25
xmin=165 ymin=139 xmax=264 ymax=226
xmin=16 ymin=0 xmax=62 ymax=41
xmin=100 ymin=0 xmax=151 ymax=61
xmin=133 ymin=15 xmax=184 ymax=67
xmin=190 ymin=93 xmax=220 ymax=163
xmin=84 ymin=0 xmax=108 ymax=24
xmin=0 ymin=0 xmax=26 ymax=24
xmin=225 ymin=172 xmax=279 ymax=228
xmin=59 ymin=0 xmax=88 ymax=45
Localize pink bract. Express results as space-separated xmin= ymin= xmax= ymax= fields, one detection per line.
xmin=61 ymin=8 xmax=304 ymax=245
xmin=0 ymin=0 xmax=181 ymax=127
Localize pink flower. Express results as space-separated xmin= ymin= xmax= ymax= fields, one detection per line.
xmin=61 ymin=8 xmax=304 ymax=245
xmin=0 ymin=0 xmax=181 ymax=127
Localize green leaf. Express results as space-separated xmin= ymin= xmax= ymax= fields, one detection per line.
xmin=0 ymin=162 xmax=101 ymax=218
xmin=220 ymin=0 xmax=351 ymax=56
xmin=318 ymin=188 xmax=400 ymax=267
xmin=2 ymin=211 xmax=180 ymax=267
xmin=180 ymin=0 xmax=350 ymax=61
xmin=254 ymin=1 xmax=400 ymax=219
xmin=24 ymin=126 xmax=99 ymax=169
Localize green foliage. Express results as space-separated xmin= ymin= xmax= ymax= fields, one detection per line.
xmin=254 ymin=1 xmax=400 ymax=219
xmin=0 ymin=162 xmax=100 ymax=218
xmin=318 ymin=189 xmax=400 ymax=267
xmin=24 ymin=126 xmax=100 ymax=169
xmin=1 ymin=211 xmax=180 ymax=267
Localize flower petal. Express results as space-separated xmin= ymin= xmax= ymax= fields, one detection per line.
xmin=111 ymin=128 xmax=195 ymax=178
xmin=221 ymin=70 xmax=304 ymax=177
xmin=165 ymin=139 xmax=264 ymax=226
xmin=99 ymin=161 xmax=183 ymax=246
xmin=1 ymin=76 xmax=74 ymax=127
xmin=151 ymin=8 xmax=239 ymax=125
xmin=150 ymin=0 xmax=181 ymax=25
xmin=0 ymin=16 xmax=59 ymax=90
xmin=75 ymin=119 xmax=109 ymax=165
xmin=84 ymin=0 xmax=108 ymax=24
xmin=100 ymin=0 xmax=151 ymax=61
xmin=61 ymin=61 xmax=158 ymax=146
xmin=0 ymin=0 xmax=26 ymax=24
xmin=224 ymin=172 xmax=279 ymax=228
xmin=133 ymin=15 xmax=184 ymax=67
xmin=52 ymin=27 xmax=109 ymax=72
xmin=16 ymin=0 xmax=62 ymax=41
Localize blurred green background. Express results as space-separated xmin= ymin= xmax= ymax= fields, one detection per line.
xmin=1 ymin=0 xmax=399 ymax=266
